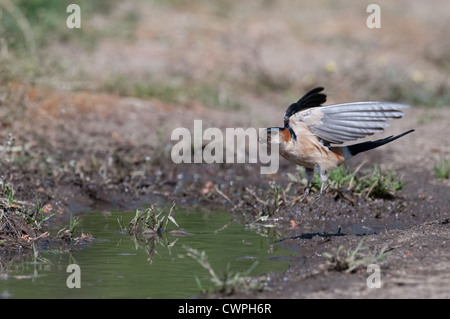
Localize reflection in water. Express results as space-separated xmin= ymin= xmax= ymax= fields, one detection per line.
xmin=131 ymin=231 xmax=185 ymax=265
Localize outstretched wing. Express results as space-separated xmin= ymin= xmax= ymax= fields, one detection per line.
xmin=290 ymin=101 xmax=408 ymax=144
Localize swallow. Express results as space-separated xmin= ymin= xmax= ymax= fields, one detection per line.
xmin=264 ymin=87 xmax=414 ymax=200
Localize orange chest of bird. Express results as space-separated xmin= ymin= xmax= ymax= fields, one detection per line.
xmin=278 ymin=125 xmax=345 ymax=171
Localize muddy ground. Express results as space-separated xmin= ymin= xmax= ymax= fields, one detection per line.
xmin=0 ymin=0 xmax=449 ymax=298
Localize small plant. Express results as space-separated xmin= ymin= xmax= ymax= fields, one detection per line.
xmin=120 ymin=202 xmax=187 ymax=264
xmin=32 ymin=242 xmax=52 ymax=265
xmin=243 ymin=181 xmax=287 ymax=217
xmin=322 ymin=239 xmax=388 ymax=273
xmin=33 ymin=196 xmax=56 ymax=230
xmin=3 ymin=182 xmax=15 ymax=205
xmin=183 ymin=245 xmax=267 ymax=295
xmin=434 ymin=157 xmax=450 ymax=179
xmin=291 ymin=164 xmax=404 ymax=199
xmin=328 ymin=165 xmax=358 ymax=191
xmin=117 ymin=215 xmax=126 ymax=233
xmin=56 ymin=213 xmax=80 ymax=243
xmin=128 ymin=202 xmax=178 ymax=236
xmin=68 ymin=213 xmax=80 ymax=234
xmin=358 ymin=165 xmax=405 ymax=198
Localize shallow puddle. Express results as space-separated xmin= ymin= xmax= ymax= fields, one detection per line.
xmin=0 ymin=208 xmax=291 ymax=298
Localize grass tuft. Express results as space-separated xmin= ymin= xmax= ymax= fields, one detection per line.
xmin=128 ymin=201 xmax=178 ymax=236
xmin=291 ymin=164 xmax=405 ymax=199
xmin=434 ymin=157 xmax=450 ymax=179
xmin=322 ymin=239 xmax=389 ymax=273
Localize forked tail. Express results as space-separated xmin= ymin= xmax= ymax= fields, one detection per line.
xmin=332 ymin=129 xmax=415 ymax=160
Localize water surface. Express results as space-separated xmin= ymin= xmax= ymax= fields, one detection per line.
xmin=1 ymin=208 xmax=291 ymax=298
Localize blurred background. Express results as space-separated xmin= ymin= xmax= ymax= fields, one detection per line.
xmin=1 ymin=0 xmax=449 ymax=110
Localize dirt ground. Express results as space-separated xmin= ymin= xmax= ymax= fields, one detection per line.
xmin=0 ymin=0 xmax=449 ymax=298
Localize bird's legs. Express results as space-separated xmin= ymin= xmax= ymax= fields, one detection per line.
xmin=299 ymin=167 xmax=314 ymax=201
xmin=316 ymin=168 xmax=329 ymax=200
xmin=296 ymin=167 xmax=328 ymax=202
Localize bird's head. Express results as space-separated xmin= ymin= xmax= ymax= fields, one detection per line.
xmin=260 ymin=127 xmax=284 ymax=146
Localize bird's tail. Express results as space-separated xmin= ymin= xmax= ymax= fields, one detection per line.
xmin=331 ymin=129 xmax=415 ymax=160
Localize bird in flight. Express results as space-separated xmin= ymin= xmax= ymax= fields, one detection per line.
xmin=263 ymin=87 xmax=414 ymax=200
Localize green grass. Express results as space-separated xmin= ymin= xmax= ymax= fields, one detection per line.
xmin=0 ymin=0 xmax=137 ymax=86
xmin=102 ymin=76 xmax=182 ymax=103
xmin=118 ymin=202 xmax=187 ymax=265
xmin=357 ymin=165 xmax=405 ymax=198
xmin=68 ymin=212 xmax=80 ymax=234
xmin=1 ymin=181 xmax=15 ymax=205
xmin=0 ymin=0 xmax=118 ymax=52
xmin=128 ymin=202 xmax=178 ymax=236
xmin=322 ymin=239 xmax=389 ymax=273
xmin=32 ymin=196 xmax=55 ymax=231
xmin=55 ymin=212 xmax=80 ymax=243
xmin=0 ymin=182 xmax=56 ymax=249
xmin=291 ymin=164 xmax=405 ymax=199
xmin=434 ymin=157 xmax=450 ymax=179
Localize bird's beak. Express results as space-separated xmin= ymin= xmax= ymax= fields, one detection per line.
xmin=259 ymin=128 xmax=269 ymax=145
xmin=260 ymin=127 xmax=281 ymax=145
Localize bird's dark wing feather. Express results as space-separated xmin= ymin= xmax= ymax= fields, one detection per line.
xmin=284 ymin=87 xmax=326 ymax=127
